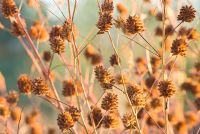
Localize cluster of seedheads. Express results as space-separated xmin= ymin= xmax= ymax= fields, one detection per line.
xmin=0 ymin=0 xmax=200 ymax=133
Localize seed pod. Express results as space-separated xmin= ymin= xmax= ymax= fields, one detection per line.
xmin=62 ymin=80 xmax=76 ymax=97
xmin=6 ymin=90 xmax=19 ymax=106
xmin=88 ymin=106 xmax=103 ymax=128
xmin=109 ymin=54 xmax=120 ymax=66
xmin=122 ymin=113 xmax=137 ymax=129
xmin=43 ymin=51 xmax=52 ymax=62
xmin=102 ymin=114 xmax=120 ymax=129
xmin=65 ymin=106 xmax=81 ymax=122
xmin=11 ymin=19 xmax=26 ymax=37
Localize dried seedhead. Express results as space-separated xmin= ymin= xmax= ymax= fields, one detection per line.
xmin=88 ymin=106 xmax=103 ymax=128
xmin=31 ymin=77 xmax=49 ymax=95
xmin=1 ymin=0 xmax=18 ymax=18
xmin=171 ymin=38 xmax=187 ymax=56
xmin=158 ymin=80 xmax=176 ymax=98
xmin=102 ymin=114 xmax=120 ymax=129
xmin=65 ymin=106 xmax=81 ymax=122
xmin=17 ymin=74 xmax=32 ymax=94
xmin=177 ymin=5 xmax=196 ymax=22
xmin=101 ymin=92 xmax=118 ymax=113
xmin=57 ymin=112 xmax=74 ymax=132
xmin=62 ymin=80 xmax=76 ymax=97
xmin=122 ymin=113 xmax=137 ymax=129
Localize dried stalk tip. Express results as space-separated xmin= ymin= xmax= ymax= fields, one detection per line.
xmin=102 ymin=114 xmax=120 ymax=129
xmin=158 ymin=80 xmax=176 ymax=98
xmin=6 ymin=90 xmax=19 ymax=106
xmin=126 ymin=15 xmax=145 ymax=35
xmin=95 ymin=65 xmax=115 ymax=90
xmin=11 ymin=19 xmax=26 ymax=37
xmin=57 ymin=112 xmax=74 ymax=132
xmin=171 ymin=38 xmax=187 ymax=56
xmin=177 ymin=5 xmax=196 ymax=22
xmin=65 ymin=106 xmax=81 ymax=122
xmin=122 ymin=113 xmax=137 ymax=129
xmin=62 ymin=80 xmax=76 ymax=97
xmin=1 ymin=0 xmax=18 ymax=18
xmin=31 ymin=78 xmax=49 ymax=95
xmin=88 ymin=106 xmax=103 ymax=128
xmin=101 ymin=92 xmax=118 ymax=113
xmin=109 ymin=54 xmax=120 ymax=66
xmin=43 ymin=51 xmax=52 ymax=62
xmin=17 ymin=74 xmax=32 ymax=94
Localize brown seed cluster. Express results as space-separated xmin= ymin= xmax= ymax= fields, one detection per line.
xmin=62 ymin=19 xmax=78 ymax=42
xmin=6 ymin=91 xmax=19 ymax=106
xmin=95 ymin=65 xmax=115 ymax=89
xmin=102 ymin=114 xmax=120 ymax=129
xmin=57 ymin=111 xmax=74 ymax=132
xmin=49 ymin=26 xmax=65 ymax=54
xmin=177 ymin=5 xmax=196 ymax=22
xmin=29 ymin=21 xmax=48 ymax=42
xmin=84 ymin=45 xmax=102 ymax=65
xmin=88 ymin=106 xmax=103 ymax=128
xmin=109 ymin=54 xmax=120 ymax=66
xmin=31 ymin=77 xmax=49 ymax=95
xmin=158 ymin=80 xmax=176 ymax=98
xmin=171 ymin=38 xmax=187 ymax=56
xmin=101 ymin=92 xmax=118 ymax=113
xmin=43 ymin=51 xmax=52 ymax=62
xmin=126 ymin=15 xmax=145 ymax=35
xmin=17 ymin=74 xmax=32 ymax=94
xmin=0 ymin=0 xmax=18 ymax=18
xmin=62 ymin=80 xmax=76 ymax=97
xmin=122 ymin=113 xmax=137 ymax=129
xmin=65 ymin=106 xmax=81 ymax=122
xmin=97 ymin=0 xmax=114 ymax=34
xmin=11 ymin=19 xmax=26 ymax=37
xmin=127 ymin=84 xmax=146 ymax=107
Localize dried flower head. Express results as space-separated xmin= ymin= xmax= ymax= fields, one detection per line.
xmin=145 ymin=75 xmax=156 ymax=88
xmin=127 ymin=83 xmax=143 ymax=97
xmin=115 ymin=74 xmax=128 ymax=85
xmin=88 ymin=106 xmax=103 ymax=128
xmin=31 ymin=77 xmax=49 ymax=95
xmin=62 ymin=80 xmax=76 ymax=97
xmin=17 ymin=74 xmax=32 ymax=94
xmin=11 ymin=19 xmax=26 ymax=37
xmin=6 ymin=90 xmax=19 ymax=106
xmin=101 ymin=92 xmax=118 ymax=113
xmin=181 ymin=79 xmax=200 ymax=96
xmin=171 ymin=39 xmax=187 ymax=56
xmin=43 ymin=51 xmax=52 ymax=62
xmin=126 ymin=15 xmax=145 ymax=34
xmin=95 ymin=65 xmax=115 ymax=89
xmin=175 ymin=121 xmax=188 ymax=134
xmin=158 ymin=80 xmax=176 ymax=98
xmin=122 ymin=113 xmax=137 ymax=129
xmin=187 ymin=28 xmax=199 ymax=40
xmin=49 ymin=26 xmax=65 ymax=54
xmin=62 ymin=19 xmax=78 ymax=42
xmin=84 ymin=45 xmax=96 ymax=59
xmin=102 ymin=114 xmax=120 ymax=129
xmin=91 ymin=53 xmax=103 ymax=65
xmin=1 ymin=0 xmax=18 ymax=18
xmin=101 ymin=0 xmax=113 ymax=13
xmin=109 ymin=54 xmax=120 ymax=66
xmin=151 ymin=56 xmax=161 ymax=72
xmin=29 ymin=21 xmax=48 ymax=42
xmin=65 ymin=106 xmax=81 ymax=122
xmin=177 ymin=5 xmax=196 ymax=22
xmin=130 ymin=94 xmax=146 ymax=107
xmin=97 ymin=12 xmax=113 ymax=34
xmin=57 ymin=111 xmax=74 ymax=132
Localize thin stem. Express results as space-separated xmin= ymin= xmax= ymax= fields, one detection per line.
xmin=122 ymin=34 xmax=160 ymax=57
xmin=17 ymin=105 xmax=24 ymax=134
xmin=107 ymin=32 xmax=142 ymax=134
xmin=138 ymin=33 xmax=160 ymax=57
xmin=165 ymin=21 xmax=183 ymax=41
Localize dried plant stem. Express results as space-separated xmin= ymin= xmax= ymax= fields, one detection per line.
xmin=107 ymin=32 xmax=142 ymax=134
xmin=17 ymin=105 xmax=24 ymax=134
xmin=138 ymin=33 xmax=160 ymax=57
xmin=144 ymin=109 xmax=165 ymax=134
xmin=15 ymin=13 xmax=64 ymax=112
xmin=162 ymin=1 xmax=168 ymax=134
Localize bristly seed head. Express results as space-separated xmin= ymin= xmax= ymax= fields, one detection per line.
xmin=177 ymin=5 xmax=196 ymax=22
xmin=1 ymin=0 xmax=18 ymax=18
xmin=31 ymin=77 xmax=49 ymax=96
xmin=122 ymin=113 xmax=137 ymax=129
xmin=94 ymin=65 xmax=115 ymax=90
xmin=101 ymin=92 xmax=118 ymax=113
xmin=17 ymin=74 xmax=32 ymax=94
xmin=158 ymin=80 xmax=176 ymax=98
xmin=62 ymin=80 xmax=76 ymax=97
xmin=57 ymin=112 xmax=74 ymax=132
xmin=88 ymin=106 xmax=103 ymax=128
xmin=102 ymin=114 xmax=120 ymax=129
xmin=65 ymin=106 xmax=81 ymax=122
xmin=109 ymin=54 xmax=120 ymax=66
xmin=171 ymin=38 xmax=187 ymax=56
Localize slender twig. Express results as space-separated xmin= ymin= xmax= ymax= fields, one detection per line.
xmin=17 ymin=105 xmax=24 ymax=134
xmin=52 ymin=0 xmax=66 ymax=19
